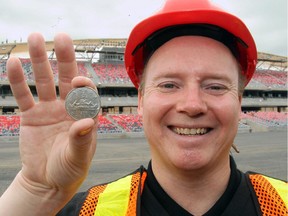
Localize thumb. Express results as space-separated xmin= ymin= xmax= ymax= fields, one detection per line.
xmin=67 ymin=118 xmax=97 ymax=169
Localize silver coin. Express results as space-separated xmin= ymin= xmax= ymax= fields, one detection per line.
xmin=65 ymin=87 xmax=101 ymax=120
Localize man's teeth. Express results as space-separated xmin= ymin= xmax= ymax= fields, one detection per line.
xmin=173 ymin=127 xmax=208 ymax=135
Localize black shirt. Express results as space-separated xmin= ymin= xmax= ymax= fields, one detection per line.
xmin=140 ymin=156 xmax=260 ymax=216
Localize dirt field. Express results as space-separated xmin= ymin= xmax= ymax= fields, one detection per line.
xmin=0 ymin=130 xmax=287 ymax=195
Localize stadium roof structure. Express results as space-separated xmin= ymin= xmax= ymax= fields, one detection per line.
xmin=0 ymin=44 xmax=16 ymax=59
xmin=257 ymin=52 xmax=287 ymax=71
xmin=47 ymin=38 xmax=127 ymax=62
xmin=1 ymin=39 xmax=287 ymax=72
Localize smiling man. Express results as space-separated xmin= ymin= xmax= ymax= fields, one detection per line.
xmin=0 ymin=0 xmax=287 ymax=215
xmin=137 ymin=36 xmax=243 ymax=214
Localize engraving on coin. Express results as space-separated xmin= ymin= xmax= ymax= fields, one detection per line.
xmin=65 ymin=87 xmax=101 ymax=120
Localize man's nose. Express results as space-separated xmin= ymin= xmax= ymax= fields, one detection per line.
xmin=175 ymin=87 xmax=208 ymax=116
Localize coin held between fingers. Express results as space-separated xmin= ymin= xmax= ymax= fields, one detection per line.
xmin=65 ymin=87 xmax=101 ymax=120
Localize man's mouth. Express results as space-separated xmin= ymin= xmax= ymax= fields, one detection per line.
xmin=171 ymin=127 xmax=210 ymax=136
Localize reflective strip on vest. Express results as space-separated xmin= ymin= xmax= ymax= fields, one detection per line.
xmin=94 ymin=174 xmax=133 ymax=216
xmin=263 ymin=175 xmax=288 ymax=207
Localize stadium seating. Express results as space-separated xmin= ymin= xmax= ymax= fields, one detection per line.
xmin=1 ymin=59 xmax=286 ymax=88
xmin=0 ymin=114 xmax=123 ymax=136
xmin=0 ymin=115 xmax=20 ymax=136
xmin=1 ymin=112 xmax=286 ymax=136
xmin=0 ymin=59 xmax=92 ymax=83
xmin=19 ymin=59 xmax=34 ymax=81
xmin=49 ymin=60 xmax=92 ymax=82
xmin=268 ymin=70 xmax=287 ymax=83
xmin=0 ymin=58 xmax=286 ymax=137
xmin=92 ymin=63 xmax=130 ymax=84
xmin=242 ymin=111 xmax=287 ymax=128
xmin=109 ymin=114 xmax=143 ymax=132
xmin=97 ymin=115 xmax=122 ymax=134
xmin=0 ymin=60 xmax=7 ymax=81
xmin=252 ymin=70 xmax=287 ymax=87
xmin=77 ymin=62 xmax=92 ymax=78
xmin=0 ymin=59 xmax=34 ymax=81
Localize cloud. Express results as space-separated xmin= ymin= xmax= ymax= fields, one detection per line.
xmin=0 ymin=0 xmax=286 ymax=56
xmin=214 ymin=0 xmax=287 ymax=56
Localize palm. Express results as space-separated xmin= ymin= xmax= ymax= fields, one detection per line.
xmin=20 ymin=100 xmax=73 ymax=187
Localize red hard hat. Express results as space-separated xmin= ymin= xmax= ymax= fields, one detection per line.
xmin=124 ymin=0 xmax=257 ymax=88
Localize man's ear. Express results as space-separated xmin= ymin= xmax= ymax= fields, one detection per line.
xmin=137 ymin=90 xmax=143 ymax=117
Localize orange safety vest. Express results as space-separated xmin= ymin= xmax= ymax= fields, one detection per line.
xmin=248 ymin=173 xmax=288 ymax=215
xmin=78 ymin=169 xmax=287 ymax=216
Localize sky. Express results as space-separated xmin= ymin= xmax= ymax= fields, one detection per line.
xmin=0 ymin=0 xmax=287 ymax=56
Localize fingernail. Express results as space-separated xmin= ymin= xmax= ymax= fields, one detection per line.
xmin=79 ymin=127 xmax=92 ymax=136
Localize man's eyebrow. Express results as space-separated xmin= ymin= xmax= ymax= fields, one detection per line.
xmin=203 ymin=75 xmax=231 ymax=81
xmin=200 ymin=70 xmax=236 ymax=82
xmin=152 ymin=71 xmax=181 ymax=80
xmin=151 ymin=69 xmax=236 ymax=83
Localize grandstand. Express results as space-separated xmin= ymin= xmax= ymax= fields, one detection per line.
xmin=0 ymin=40 xmax=287 ymax=137
xmin=0 ymin=44 xmax=16 ymax=59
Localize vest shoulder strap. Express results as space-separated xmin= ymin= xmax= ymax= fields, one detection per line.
xmin=79 ymin=166 xmax=147 ymax=216
xmin=247 ymin=172 xmax=288 ymax=216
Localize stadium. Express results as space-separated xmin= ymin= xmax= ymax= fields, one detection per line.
xmin=0 ymin=39 xmax=287 ymax=200
xmin=0 ymin=39 xmax=287 ymax=137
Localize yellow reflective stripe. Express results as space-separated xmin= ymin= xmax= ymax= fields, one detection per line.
xmin=94 ymin=174 xmax=133 ymax=216
xmin=263 ymin=176 xmax=288 ymax=206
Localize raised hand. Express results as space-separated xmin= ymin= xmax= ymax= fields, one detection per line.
xmin=0 ymin=33 xmax=98 ymax=215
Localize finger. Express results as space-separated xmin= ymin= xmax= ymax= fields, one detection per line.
xmin=54 ymin=33 xmax=78 ymax=100
xmin=28 ymin=33 xmax=57 ymax=101
xmin=7 ymin=57 xmax=35 ymax=112
xmin=67 ymin=118 xmax=97 ymax=167
xmin=71 ymin=76 xmax=96 ymax=89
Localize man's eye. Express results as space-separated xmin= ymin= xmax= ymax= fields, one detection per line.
xmin=208 ymin=85 xmax=225 ymax=90
xmin=162 ymin=83 xmax=175 ymax=89
xmin=158 ymin=82 xmax=177 ymax=89
xmin=157 ymin=82 xmax=178 ymax=92
xmin=204 ymin=84 xmax=228 ymax=94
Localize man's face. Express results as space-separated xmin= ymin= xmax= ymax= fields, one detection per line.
xmin=138 ymin=36 xmax=242 ymax=172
